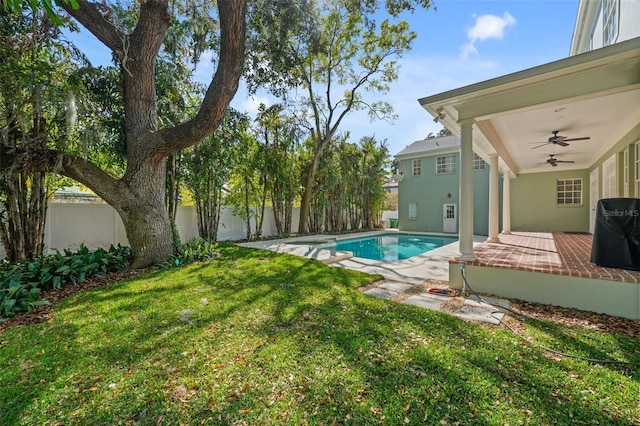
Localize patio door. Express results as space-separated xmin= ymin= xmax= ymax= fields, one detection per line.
xmin=443 ymin=204 xmax=457 ymax=233
xmin=589 ymin=168 xmax=599 ymax=234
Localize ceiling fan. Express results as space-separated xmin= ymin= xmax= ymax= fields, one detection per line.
xmin=535 ymin=154 xmax=575 ymax=167
xmin=531 ymin=130 xmax=590 ymax=149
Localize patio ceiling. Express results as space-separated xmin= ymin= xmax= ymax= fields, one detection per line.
xmin=419 ymin=37 xmax=640 ymax=176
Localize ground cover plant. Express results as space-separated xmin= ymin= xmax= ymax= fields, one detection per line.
xmin=0 ymin=244 xmax=638 ymax=425
xmin=0 ymin=245 xmax=131 ymax=318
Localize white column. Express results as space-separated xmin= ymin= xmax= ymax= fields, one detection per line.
xmin=502 ymin=171 xmax=512 ymax=234
xmin=457 ymin=120 xmax=476 ymax=261
xmin=487 ymin=154 xmax=501 ymax=243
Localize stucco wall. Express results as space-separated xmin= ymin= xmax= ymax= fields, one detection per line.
xmin=397 ymin=152 xmax=496 ymax=235
xmin=511 ymin=169 xmax=591 ymax=232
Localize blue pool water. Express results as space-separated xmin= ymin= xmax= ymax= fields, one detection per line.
xmin=335 ymin=233 xmax=457 ymax=261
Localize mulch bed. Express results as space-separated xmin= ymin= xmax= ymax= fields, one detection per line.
xmin=2 ymin=272 xmax=639 ymax=339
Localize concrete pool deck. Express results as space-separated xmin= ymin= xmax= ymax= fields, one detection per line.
xmin=239 ymin=230 xmax=486 ymax=283
xmin=239 ymin=231 xmax=508 ymax=325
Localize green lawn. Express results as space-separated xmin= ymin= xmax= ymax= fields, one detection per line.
xmin=1 ymin=244 xmax=638 ymax=425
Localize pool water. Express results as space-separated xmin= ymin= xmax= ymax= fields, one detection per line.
xmin=335 ymin=233 xmax=457 ymax=261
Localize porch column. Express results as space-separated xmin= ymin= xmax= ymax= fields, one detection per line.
xmin=487 ymin=154 xmax=501 ymax=243
xmin=502 ymin=171 xmax=512 ymax=234
xmin=457 ymin=120 xmax=476 ymax=261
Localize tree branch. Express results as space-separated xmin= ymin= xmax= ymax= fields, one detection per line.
xmin=49 ymin=151 xmax=129 ymax=208
xmin=59 ymin=0 xmax=125 ymax=58
xmin=158 ymin=0 xmax=248 ymax=156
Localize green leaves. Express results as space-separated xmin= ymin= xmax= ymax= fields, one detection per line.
xmin=0 ymin=244 xmax=132 ymax=318
xmin=2 ymin=0 xmax=79 ymax=26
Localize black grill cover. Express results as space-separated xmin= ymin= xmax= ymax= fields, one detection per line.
xmin=590 ymin=198 xmax=640 ymax=270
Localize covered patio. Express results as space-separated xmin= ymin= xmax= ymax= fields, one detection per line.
xmin=448 ymin=231 xmax=640 ymax=319
xmin=418 ymin=37 xmax=640 ymax=319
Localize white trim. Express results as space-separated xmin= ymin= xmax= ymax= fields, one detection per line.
xmin=487 ymin=155 xmax=500 ymax=243
xmin=623 ymin=148 xmax=629 ymax=197
xmin=590 ymin=168 xmax=599 ymax=234
xmin=602 ymin=154 xmax=617 ymax=198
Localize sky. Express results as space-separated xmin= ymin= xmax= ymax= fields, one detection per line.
xmin=69 ymin=0 xmax=581 ymax=157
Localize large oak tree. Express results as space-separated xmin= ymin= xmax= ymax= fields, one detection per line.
xmin=3 ymin=0 xmax=247 ymax=267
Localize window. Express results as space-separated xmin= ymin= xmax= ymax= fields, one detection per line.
xmin=603 ymin=0 xmax=619 ymax=46
xmin=556 ymin=178 xmax=582 ymax=205
xmin=412 ymin=159 xmax=421 ymax=176
xmin=408 ymin=202 xmax=417 ymax=219
xmin=436 ymin=154 xmax=455 ymax=174
xmin=473 ymin=153 xmax=486 ymax=170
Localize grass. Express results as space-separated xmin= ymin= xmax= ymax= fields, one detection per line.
xmin=0 ymin=243 xmax=638 ymax=425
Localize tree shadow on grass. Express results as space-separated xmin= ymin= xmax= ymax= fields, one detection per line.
xmin=2 ymin=244 xmax=639 ymax=425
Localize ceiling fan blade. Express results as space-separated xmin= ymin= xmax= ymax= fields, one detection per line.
xmin=551 ymin=162 xmax=558 ymax=167
xmin=556 ymin=160 xmax=575 ymax=163
xmin=531 ymin=143 xmax=548 ymax=149
xmin=556 ymin=141 xmax=570 ymax=147
xmin=562 ymin=137 xmax=590 ymax=142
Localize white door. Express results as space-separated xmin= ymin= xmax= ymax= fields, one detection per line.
xmin=443 ymin=204 xmax=457 ymax=233
xmin=589 ymin=168 xmax=599 ymax=234
xmin=602 ymin=154 xmax=617 ymax=198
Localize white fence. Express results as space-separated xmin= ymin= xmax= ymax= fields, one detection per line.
xmin=0 ymin=204 xmax=398 ymax=259
xmin=43 ymin=204 xmax=301 ymax=254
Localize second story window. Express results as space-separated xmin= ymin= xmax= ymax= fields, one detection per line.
xmin=603 ymin=0 xmax=619 ymax=46
xmin=412 ymin=159 xmax=421 ymax=176
xmin=436 ymin=154 xmax=456 ymax=174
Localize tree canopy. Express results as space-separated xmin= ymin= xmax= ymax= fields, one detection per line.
xmin=1 ymin=0 xmax=433 ymax=267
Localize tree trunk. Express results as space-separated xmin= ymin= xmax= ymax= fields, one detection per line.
xmin=0 ymin=169 xmax=47 ymax=263
xmin=254 ymin=175 xmax=268 ymax=238
xmin=119 ymin=157 xmax=174 ymax=268
xmin=298 ymin=144 xmax=324 ymax=234
xmin=166 ymin=154 xmax=179 ymax=223
xmin=243 ymin=173 xmax=252 ymax=239
xmin=123 ymin=200 xmax=174 ymax=268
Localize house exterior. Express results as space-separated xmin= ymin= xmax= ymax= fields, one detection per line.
xmin=395 ymin=136 xmax=496 ymax=236
xmin=570 ymin=0 xmax=640 ymax=55
xmin=415 ymin=0 xmax=640 ymax=318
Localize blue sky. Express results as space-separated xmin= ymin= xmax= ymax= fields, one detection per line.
xmin=226 ymin=0 xmax=581 ymax=156
xmin=70 ymin=0 xmax=580 ymax=157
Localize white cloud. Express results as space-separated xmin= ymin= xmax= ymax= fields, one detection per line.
xmin=238 ymin=94 xmax=272 ymax=116
xmin=461 ymin=12 xmax=516 ymax=59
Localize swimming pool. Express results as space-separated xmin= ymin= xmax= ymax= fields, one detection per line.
xmin=335 ymin=233 xmax=457 ymax=261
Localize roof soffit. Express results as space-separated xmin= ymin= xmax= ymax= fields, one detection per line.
xmin=455 ymin=59 xmax=640 ymax=122
xmin=418 ymin=37 xmax=640 ymax=113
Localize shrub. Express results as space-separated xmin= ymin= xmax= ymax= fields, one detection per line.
xmin=0 ymin=245 xmax=132 ymax=319
xmin=167 ymin=238 xmax=223 ymax=267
